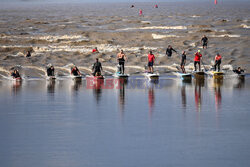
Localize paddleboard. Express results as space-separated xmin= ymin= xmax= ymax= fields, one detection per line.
xmin=113 ymin=73 xmax=130 ymax=79
xmin=86 ymin=75 xmax=104 ymax=80
xmin=144 ymin=73 xmax=159 ymax=80
xmin=238 ymin=74 xmax=245 ymax=80
xmin=15 ymin=77 xmax=22 ymax=81
xmin=72 ymin=75 xmax=82 ymax=81
xmin=193 ymin=71 xmax=205 ymax=79
xmin=211 ymin=71 xmax=224 ymax=79
xmin=179 ymin=73 xmax=192 ymax=81
xmin=47 ymin=76 xmax=56 ymax=80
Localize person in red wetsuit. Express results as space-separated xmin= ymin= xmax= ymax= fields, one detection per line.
xmin=214 ymin=53 xmax=222 ymax=72
xmin=139 ymin=9 xmax=143 ymax=16
xmin=194 ymin=50 xmax=202 ymax=71
xmin=92 ymin=47 xmax=99 ymax=53
xmin=148 ymin=50 xmax=155 ymax=73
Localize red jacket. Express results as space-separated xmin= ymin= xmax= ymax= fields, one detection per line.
xmin=194 ymin=52 xmax=202 ymax=61
xmin=148 ymin=54 xmax=155 ymax=62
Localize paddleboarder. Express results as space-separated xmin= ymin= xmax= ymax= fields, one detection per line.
xmin=214 ymin=53 xmax=222 ymax=72
xmin=47 ymin=64 xmax=55 ymax=76
xmin=92 ymin=58 xmax=103 ymax=76
xmin=148 ymin=50 xmax=155 ymax=73
xmin=166 ymin=45 xmax=177 ymax=57
xmin=11 ymin=69 xmax=21 ymax=79
xmin=71 ymin=65 xmax=81 ymax=76
xmin=117 ymin=49 xmax=127 ymax=74
xmin=194 ymin=50 xmax=202 ymax=71
xmin=180 ymin=51 xmax=187 ymax=73
xmin=201 ymin=35 xmax=208 ymax=49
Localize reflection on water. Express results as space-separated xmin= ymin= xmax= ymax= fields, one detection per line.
xmin=1 ymin=77 xmax=250 ymax=167
xmin=11 ymin=80 xmax=22 ymax=96
xmin=194 ymin=79 xmax=204 ymax=112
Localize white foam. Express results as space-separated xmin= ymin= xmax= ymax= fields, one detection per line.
xmin=152 ymin=34 xmax=181 ymax=39
xmin=119 ymin=26 xmax=187 ymax=31
xmin=141 ymin=21 xmax=151 ymax=24
xmin=190 ymin=15 xmax=201 ymax=18
xmin=241 ymin=24 xmax=250 ymax=29
xmin=209 ymin=34 xmax=241 ymax=38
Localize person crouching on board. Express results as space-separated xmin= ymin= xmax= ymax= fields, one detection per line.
xmin=117 ymin=49 xmax=127 ymax=74
xmin=214 ymin=53 xmax=222 ymax=72
xmin=180 ymin=51 xmax=187 ymax=73
xmin=92 ymin=47 xmax=99 ymax=53
xmin=47 ymin=64 xmax=55 ymax=76
xmin=92 ymin=58 xmax=103 ymax=76
xmin=194 ymin=50 xmax=202 ymax=71
xmin=11 ymin=69 xmax=21 ymax=79
xmin=148 ymin=50 xmax=155 ymax=73
xmin=71 ymin=65 xmax=81 ymax=76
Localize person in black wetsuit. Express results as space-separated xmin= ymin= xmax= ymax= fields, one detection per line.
xmin=11 ymin=69 xmax=21 ymax=78
xmin=92 ymin=58 xmax=103 ymax=76
xmin=47 ymin=65 xmax=55 ymax=76
xmin=201 ymin=35 xmax=208 ymax=49
xmin=71 ymin=66 xmax=81 ymax=76
xmin=233 ymin=67 xmax=244 ymax=74
xmin=26 ymin=51 xmax=31 ymax=57
xmin=117 ymin=49 xmax=127 ymax=74
xmin=166 ymin=45 xmax=177 ymax=57
xmin=180 ymin=51 xmax=187 ymax=73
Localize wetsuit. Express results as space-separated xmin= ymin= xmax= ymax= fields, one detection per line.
xmin=181 ymin=54 xmax=186 ymax=66
xmin=93 ymin=62 xmax=102 ymax=76
xmin=201 ymin=37 xmax=208 ymax=47
xmin=233 ymin=69 xmax=244 ymax=74
xmin=26 ymin=52 xmax=31 ymax=57
xmin=214 ymin=55 xmax=222 ymax=72
xmin=148 ymin=54 xmax=155 ymax=67
xmin=47 ymin=67 xmax=54 ymax=76
xmin=118 ymin=57 xmax=125 ymax=74
xmin=71 ymin=68 xmax=80 ymax=76
xmin=194 ymin=52 xmax=202 ymax=71
xmin=11 ymin=72 xmax=21 ymax=78
xmin=166 ymin=48 xmax=177 ymax=57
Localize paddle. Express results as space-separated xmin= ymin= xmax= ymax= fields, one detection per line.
xmin=201 ymin=60 xmax=207 ymax=72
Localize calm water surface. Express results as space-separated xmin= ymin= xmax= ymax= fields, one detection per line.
xmin=0 ymin=77 xmax=250 ymax=167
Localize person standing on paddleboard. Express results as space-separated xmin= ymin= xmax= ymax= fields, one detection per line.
xmin=71 ymin=65 xmax=81 ymax=76
xmin=148 ymin=50 xmax=155 ymax=73
xmin=47 ymin=64 xmax=55 ymax=76
xmin=166 ymin=45 xmax=177 ymax=57
xmin=11 ymin=69 xmax=21 ymax=79
xmin=92 ymin=58 xmax=103 ymax=76
xmin=214 ymin=53 xmax=222 ymax=72
xmin=117 ymin=49 xmax=127 ymax=74
xmin=201 ymin=35 xmax=208 ymax=49
xmin=180 ymin=51 xmax=187 ymax=73
xmin=194 ymin=50 xmax=202 ymax=71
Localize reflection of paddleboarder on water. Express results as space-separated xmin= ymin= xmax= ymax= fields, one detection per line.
xmin=195 ymin=81 xmax=202 ymax=112
xmin=148 ymin=88 xmax=155 ymax=118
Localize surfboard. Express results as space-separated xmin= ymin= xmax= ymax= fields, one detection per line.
xmin=193 ymin=71 xmax=205 ymax=79
xmin=144 ymin=73 xmax=159 ymax=80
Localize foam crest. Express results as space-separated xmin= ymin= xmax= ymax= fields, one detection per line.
xmin=119 ymin=26 xmax=187 ymax=31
